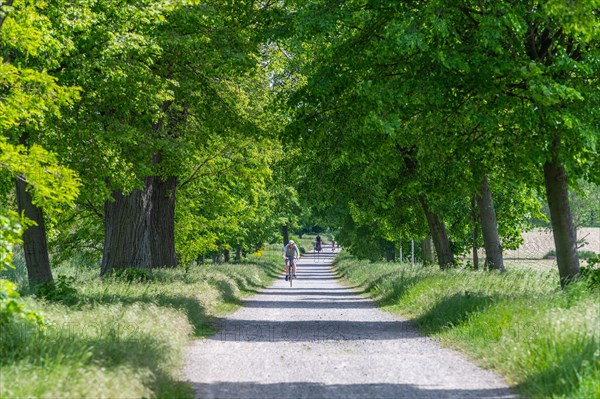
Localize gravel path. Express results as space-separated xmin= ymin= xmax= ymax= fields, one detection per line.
xmin=183 ymin=250 xmax=517 ymax=399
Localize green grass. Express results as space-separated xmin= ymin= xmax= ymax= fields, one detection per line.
xmin=334 ymin=253 xmax=600 ymax=399
xmin=0 ymin=249 xmax=280 ymax=399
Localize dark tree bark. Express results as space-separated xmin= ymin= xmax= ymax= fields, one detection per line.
xmin=470 ymin=196 xmax=479 ymax=270
xmin=235 ymin=246 xmax=242 ymax=263
xmin=197 ymin=254 xmax=205 ymax=265
xmin=15 ymin=132 xmax=53 ymax=284
xmin=213 ymin=244 xmax=223 ymax=264
xmin=15 ymin=177 xmax=53 ymax=284
xmin=385 ymin=241 xmax=395 ymax=262
xmin=224 ymin=249 xmax=231 ymax=263
xmin=100 ymin=174 xmax=177 ymax=274
xmin=422 ymin=236 xmax=434 ymax=266
xmin=282 ymin=225 xmax=289 ymax=246
xmin=543 ymin=139 xmax=580 ymax=286
xmin=148 ymin=175 xmax=177 ymax=268
xmin=101 ymin=187 xmax=152 ymax=275
xmin=419 ymin=195 xmax=454 ymax=269
xmin=476 ymin=174 xmax=505 ymax=271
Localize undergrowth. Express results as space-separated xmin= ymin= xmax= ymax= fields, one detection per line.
xmin=334 ymin=253 xmax=600 ymax=399
xmin=0 ymin=250 xmax=280 ymax=399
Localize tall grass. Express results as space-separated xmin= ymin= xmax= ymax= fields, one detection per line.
xmin=335 ymin=254 xmax=600 ymax=399
xmin=1 ymin=249 xmax=280 ymax=398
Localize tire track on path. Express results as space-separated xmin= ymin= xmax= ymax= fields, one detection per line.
xmin=183 ymin=250 xmax=517 ymax=399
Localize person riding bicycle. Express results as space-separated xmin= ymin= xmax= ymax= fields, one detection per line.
xmin=315 ymin=235 xmax=322 ymax=252
xmin=283 ymin=240 xmax=300 ymax=281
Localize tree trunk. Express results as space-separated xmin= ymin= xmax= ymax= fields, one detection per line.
xmin=197 ymin=254 xmax=205 ymax=265
xmin=235 ymin=246 xmax=242 ymax=263
xmin=100 ymin=174 xmax=177 ymax=274
xmin=148 ymin=175 xmax=177 ymax=268
xmin=282 ymin=225 xmax=289 ymax=246
xmin=101 ymin=187 xmax=152 ymax=275
xmin=470 ymin=196 xmax=479 ymax=270
xmin=419 ymin=195 xmax=454 ymax=268
xmin=214 ymin=244 xmax=223 ymax=264
xmin=224 ymin=249 xmax=230 ymax=263
xmin=385 ymin=241 xmax=395 ymax=262
xmin=422 ymin=236 xmax=434 ymax=266
xmin=476 ymin=174 xmax=505 ymax=271
xmin=15 ymin=177 xmax=53 ymax=284
xmin=543 ymin=148 xmax=580 ymax=286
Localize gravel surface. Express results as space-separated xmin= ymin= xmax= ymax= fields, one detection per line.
xmin=183 ymin=250 xmax=518 ymax=399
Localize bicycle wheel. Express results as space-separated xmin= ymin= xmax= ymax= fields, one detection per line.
xmin=289 ymin=270 xmax=293 ymax=287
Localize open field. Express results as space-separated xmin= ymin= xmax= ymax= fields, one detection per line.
xmin=461 ymin=227 xmax=600 ymax=271
xmin=504 ymin=227 xmax=600 ymax=259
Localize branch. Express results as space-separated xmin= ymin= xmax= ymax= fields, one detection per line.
xmin=178 ymin=153 xmax=222 ymax=189
xmin=338 ymin=22 xmax=386 ymax=40
xmin=85 ymin=199 xmax=104 ymax=219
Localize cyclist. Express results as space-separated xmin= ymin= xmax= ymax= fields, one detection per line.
xmin=315 ymin=235 xmax=322 ymax=252
xmin=283 ymin=240 xmax=300 ymax=281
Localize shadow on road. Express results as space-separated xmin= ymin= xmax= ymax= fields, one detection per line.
xmin=190 ymin=381 xmax=516 ymax=399
xmin=186 ymin=250 xmax=519 ymax=399
xmin=209 ymin=319 xmax=422 ymax=342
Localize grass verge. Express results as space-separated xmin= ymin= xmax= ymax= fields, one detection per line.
xmin=0 ymin=250 xmax=280 ymax=399
xmin=334 ymin=253 xmax=599 ymax=399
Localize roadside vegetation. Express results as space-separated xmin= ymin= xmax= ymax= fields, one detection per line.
xmin=0 ymin=249 xmax=280 ymax=399
xmin=335 ymin=254 xmax=600 ymax=399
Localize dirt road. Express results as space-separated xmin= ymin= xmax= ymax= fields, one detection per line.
xmin=183 ymin=250 xmax=517 ymax=398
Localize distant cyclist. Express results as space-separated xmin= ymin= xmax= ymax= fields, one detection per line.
xmin=315 ymin=235 xmax=322 ymax=252
xmin=283 ymin=240 xmax=300 ymax=281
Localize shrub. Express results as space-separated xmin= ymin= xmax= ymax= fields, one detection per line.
xmin=0 ymin=279 xmax=47 ymax=357
xmin=0 ymin=279 xmax=45 ymax=328
xmin=36 ymin=275 xmax=78 ymax=302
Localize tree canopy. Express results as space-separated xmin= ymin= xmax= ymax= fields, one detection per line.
xmin=1 ymin=0 xmax=598 ymax=286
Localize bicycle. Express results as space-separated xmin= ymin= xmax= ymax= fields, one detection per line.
xmin=285 ymin=256 xmax=296 ymax=287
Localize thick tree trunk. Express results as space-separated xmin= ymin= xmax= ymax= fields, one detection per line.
xmin=148 ymin=175 xmax=177 ymax=268
xmin=476 ymin=174 xmax=505 ymax=271
xmin=282 ymin=225 xmax=289 ymax=246
xmin=419 ymin=195 xmax=454 ymax=269
xmin=15 ymin=177 xmax=53 ymax=284
xmin=101 ymin=175 xmax=177 ymax=274
xmin=470 ymin=196 xmax=479 ymax=270
xmin=101 ymin=187 xmax=152 ymax=275
xmin=224 ymin=249 xmax=231 ymax=263
xmin=235 ymin=246 xmax=242 ymax=263
xmin=543 ymin=151 xmax=580 ymax=286
xmin=422 ymin=236 xmax=434 ymax=266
